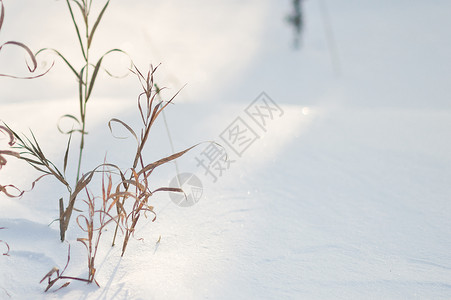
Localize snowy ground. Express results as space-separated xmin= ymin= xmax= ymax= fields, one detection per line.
xmin=1 ymin=0 xmax=451 ymax=299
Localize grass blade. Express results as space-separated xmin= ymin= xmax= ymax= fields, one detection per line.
xmin=1 ymin=41 xmax=37 ymax=72
xmin=63 ymin=131 xmax=73 ymax=174
xmin=0 ymin=184 xmax=24 ymax=198
xmin=70 ymin=0 xmax=86 ymax=24
xmin=57 ymin=114 xmax=81 ymax=134
xmin=36 ymin=48 xmax=80 ymax=81
xmin=149 ymin=85 xmax=185 ymax=127
xmin=0 ymin=150 xmax=19 ymax=158
xmin=0 ymin=239 xmax=9 ymax=256
xmin=0 ymin=41 xmax=37 ymax=74
xmin=86 ymin=57 xmax=103 ymax=101
xmin=66 ymin=0 xmax=87 ymax=61
xmin=152 ymin=187 xmax=184 ymax=194
xmin=0 ymin=0 xmax=4 ymax=32
xmin=79 ymin=68 xmax=85 ymax=119
xmin=86 ymin=49 xmax=126 ymax=100
xmin=138 ymin=144 xmax=200 ymax=176
xmin=0 ymin=125 xmax=14 ymax=146
xmin=40 ymin=267 xmax=59 ymax=284
xmin=87 ymin=0 xmax=110 ymax=49
xmin=108 ymin=118 xmax=137 ymax=141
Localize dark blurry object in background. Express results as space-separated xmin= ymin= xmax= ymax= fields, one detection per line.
xmin=286 ymin=0 xmax=303 ymax=49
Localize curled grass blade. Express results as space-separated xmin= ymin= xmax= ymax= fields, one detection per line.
xmin=0 ymin=125 xmax=14 ymax=146
xmin=1 ymin=173 xmax=50 ymax=198
xmin=0 ymin=150 xmax=19 ymax=158
xmin=57 ymin=114 xmax=82 ymax=134
xmin=101 ymin=55 xmax=132 ymax=79
xmin=86 ymin=49 xmax=128 ymax=100
xmin=0 ymin=43 xmax=53 ymax=79
xmin=108 ymin=118 xmax=138 ymax=141
xmin=56 ymin=114 xmax=81 ymax=134
xmin=0 ymin=150 xmax=20 ymax=169
xmin=0 ymin=184 xmax=24 ymax=198
xmin=0 ymin=41 xmax=37 ymax=72
xmin=105 ymin=191 xmax=135 ymax=212
xmin=35 ymin=48 xmax=80 ymax=81
xmin=0 ymin=69 xmax=50 ymax=79
xmin=0 ymin=239 xmax=9 ymax=256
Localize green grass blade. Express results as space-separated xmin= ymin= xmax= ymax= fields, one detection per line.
xmin=78 ymin=68 xmax=85 ymax=120
xmin=70 ymin=0 xmax=86 ymax=24
xmin=66 ymin=0 xmax=87 ymax=61
xmin=63 ymin=131 xmax=73 ymax=174
xmin=86 ymin=56 xmax=103 ymax=100
xmin=36 ymin=48 xmax=80 ymax=81
xmin=88 ymin=0 xmax=110 ymax=49
xmin=86 ymin=49 xmax=126 ymax=100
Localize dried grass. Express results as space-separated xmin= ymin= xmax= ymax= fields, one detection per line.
xmin=0 ymin=227 xmax=9 ymax=256
xmin=1 ymin=0 xmax=200 ymax=292
xmin=109 ymin=65 xmax=195 ymax=255
xmin=0 ymin=0 xmax=51 ymax=79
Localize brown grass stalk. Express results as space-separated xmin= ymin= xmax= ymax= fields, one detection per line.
xmin=40 ymin=243 xmax=93 ymax=292
xmin=109 ymin=65 xmax=196 ymax=254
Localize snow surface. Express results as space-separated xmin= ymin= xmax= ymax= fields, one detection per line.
xmin=1 ymin=0 xmax=451 ymax=299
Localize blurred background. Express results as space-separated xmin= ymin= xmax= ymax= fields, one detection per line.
xmin=0 ymin=0 xmax=450 ymax=109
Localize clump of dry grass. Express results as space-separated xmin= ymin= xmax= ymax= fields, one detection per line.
xmin=40 ymin=65 xmax=198 ymax=291
xmin=109 ymin=65 xmax=196 ymax=256
xmin=41 ymin=169 xmax=121 ymax=292
xmin=75 ymin=170 xmax=121 ymax=286
xmin=1 ymin=0 xmax=201 ymax=293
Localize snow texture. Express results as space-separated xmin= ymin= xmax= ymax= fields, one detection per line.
xmin=1 ymin=0 xmax=451 ymax=299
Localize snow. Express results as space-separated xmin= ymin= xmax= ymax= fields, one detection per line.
xmin=1 ymin=0 xmax=451 ymax=299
